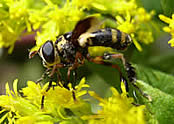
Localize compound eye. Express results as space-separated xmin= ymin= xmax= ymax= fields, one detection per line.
xmin=42 ymin=40 xmax=55 ymax=63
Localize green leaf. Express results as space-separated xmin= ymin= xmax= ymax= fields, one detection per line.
xmin=134 ymin=65 xmax=174 ymax=124
xmin=137 ymin=80 xmax=174 ymax=124
xmin=135 ymin=64 xmax=174 ymax=96
xmin=161 ymin=0 xmax=174 ymax=16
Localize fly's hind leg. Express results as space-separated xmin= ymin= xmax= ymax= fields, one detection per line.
xmin=87 ymin=53 xmax=151 ymax=101
xmin=87 ymin=53 xmax=133 ymax=81
xmin=102 ymin=53 xmax=136 ymax=82
xmin=86 ymin=53 xmax=129 ymax=91
xmin=103 ymin=53 xmax=151 ymax=101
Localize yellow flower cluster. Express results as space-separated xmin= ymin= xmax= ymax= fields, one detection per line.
xmin=0 ymin=78 xmax=89 ymax=123
xmin=0 ymin=0 xmax=155 ymax=53
xmin=115 ymin=4 xmax=155 ymax=51
xmin=159 ymin=14 xmax=174 ymax=47
xmin=0 ymin=0 xmax=30 ymax=53
xmin=0 ymin=78 xmax=145 ymax=124
xmin=32 ymin=0 xmax=87 ymax=50
xmin=82 ymin=81 xmax=145 ymax=124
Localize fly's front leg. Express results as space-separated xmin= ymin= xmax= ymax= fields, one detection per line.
xmin=56 ymin=69 xmax=63 ymax=87
xmin=67 ymin=52 xmax=85 ymax=100
xmin=41 ymin=63 xmax=64 ymax=109
xmin=67 ymin=52 xmax=84 ymax=84
xmin=36 ymin=68 xmax=51 ymax=84
xmin=67 ymin=67 xmax=77 ymax=100
xmin=41 ymin=80 xmax=52 ymax=109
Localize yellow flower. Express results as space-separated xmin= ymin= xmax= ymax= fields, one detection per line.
xmin=31 ymin=0 xmax=85 ymax=51
xmin=159 ymin=14 xmax=174 ymax=47
xmin=43 ymin=78 xmax=89 ymax=109
xmin=137 ymin=31 xmax=154 ymax=44
xmin=114 ymin=0 xmax=137 ymax=15
xmin=8 ymin=0 xmax=28 ymax=19
xmin=116 ymin=13 xmax=136 ymax=34
xmin=82 ymin=81 xmax=145 ymax=124
xmin=0 ymin=79 xmax=41 ymax=124
xmin=135 ymin=8 xmax=155 ymax=23
xmin=0 ymin=78 xmax=90 ymax=123
xmin=115 ymin=6 xmax=155 ymax=51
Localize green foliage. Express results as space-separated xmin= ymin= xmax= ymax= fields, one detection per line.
xmin=135 ymin=64 xmax=174 ymax=96
xmin=135 ymin=65 xmax=174 ymax=124
xmin=161 ymin=0 xmax=174 ymax=16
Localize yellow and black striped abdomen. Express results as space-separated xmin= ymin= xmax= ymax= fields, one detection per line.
xmin=89 ymin=28 xmax=132 ymax=50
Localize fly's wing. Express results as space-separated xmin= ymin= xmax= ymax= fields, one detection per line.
xmin=70 ymin=16 xmax=103 ymax=45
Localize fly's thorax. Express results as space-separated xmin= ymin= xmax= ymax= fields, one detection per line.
xmin=38 ymin=40 xmax=60 ymax=67
xmin=56 ymin=35 xmax=68 ymax=52
xmin=56 ymin=35 xmax=76 ymax=62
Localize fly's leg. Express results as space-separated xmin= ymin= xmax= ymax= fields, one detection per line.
xmin=36 ymin=68 xmax=51 ymax=84
xmin=40 ymin=63 xmax=64 ymax=109
xmin=103 ymin=53 xmax=151 ymax=100
xmin=72 ymin=70 xmax=77 ymax=88
xmin=67 ymin=67 xmax=77 ymax=101
xmin=132 ymin=82 xmax=152 ymax=101
xmin=41 ymin=80 xmax=52 ymax=109
xmin=102 ymin=53 xmax=136 ymax=82
xmin=87 ymin=53 xmax=151 ymax=101
xmin=36 ymin=62 xmax=61 ymax=84
xmin=67 ymin=52 xmax=85 ymax=101
xmin=87 ymin=53 xmax=128 ymax=90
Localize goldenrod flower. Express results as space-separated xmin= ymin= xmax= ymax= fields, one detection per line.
xmin=0 ymin=77 xmax=147 ymax=124
xmin=116 ymin=13 xmax=136 ymax=34
xmin=0 ymin=78 xmax=90 ymax=123
xmin=31 ymin=0 xmax=85 ymax=51
xmin=44 ymin=78 xmax=89 ymax=109
xmin=0 ymin=0 xmax=31 ymax=53
xmin=0 ymin=0 xmax=155 ymax=53
xmin=82 ymin=81 xmax=145 ymax=124
xmin=115 ymin=5 xmax=154 ymax=51
xmin=159 ymin=14 xmax=174 ymax=47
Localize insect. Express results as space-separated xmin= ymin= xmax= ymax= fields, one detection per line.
xmin=29 ymin=16 xmax=150 ymax=108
